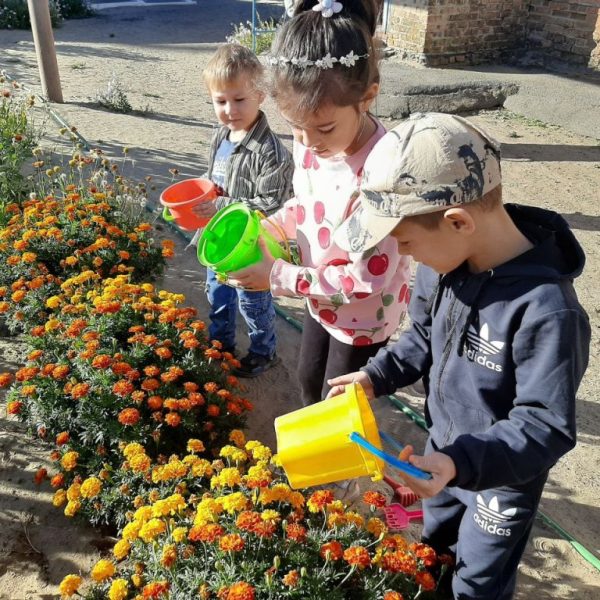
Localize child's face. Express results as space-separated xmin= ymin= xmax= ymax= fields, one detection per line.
xmin=209 ymin=75 xmax=264 ymax=135
xmin=391 ymin=216 xmax=469 ymax=274
xmin=280 ymin=102 xmax=364 ymax=159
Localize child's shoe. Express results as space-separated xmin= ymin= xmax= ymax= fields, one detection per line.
xmin=234 ymin=352 xmax=280 ymax=378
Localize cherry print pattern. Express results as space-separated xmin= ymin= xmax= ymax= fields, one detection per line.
xmin=297 ymin=205 xmax=306 ymax=225
xmin=302 ymin=149 xmax=320 ymax=170
xmin=314 ymin=201 xmax=325 ymax=224
xmin=319 ymin=309 xmax=337 ymax=325
xmin=318 ymin=227 xmax=331 ymax=249
xmin=353 ymin=335 xmax=373 ymax=346
xmin=367 ymin=253 xmax=389 ymax=276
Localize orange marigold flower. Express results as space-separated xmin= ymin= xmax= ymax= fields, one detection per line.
xmin=221 ymin=582 xmax=255 ymax=600
xmin=144 ymin=365 xmax=160 ymax=377
xmin=183 ymin=381 xmax=199 ymax=392
xmin=27 ymin=350 xmax=44 ymax=361
xmin=410 ymin=542 xmax=438 ymax=567
xmin=343 ymin=546 xmax=371 ymax=569
xmin=118 ymin=408 xmax=140 ymax=426
xmin=147 ymin=395 xmax=163 ymax=410
xmin=383 ymin=593 xmax=404 ymax=600
xmin=164 ymin=412 xmax=181 ymax=427
xmin=131 ymin=390 xmax=145 ymax=404
xmin=307 ymin=490 xmax=335 ymax=513
xmin=70 ymin=382 xmax=90 ymax=399
xmin=415 ymin=570 xmax=436 ymax=591
xmin=188 ymin=392 xmax=205 ymax=407
xmin=236 ymin=511 xmax=262 ymax=533
xmin=282 ymin=570 xmax=300 ymax=588
xmin=7 ymin=400 xmax=22 ymax=415
xmin=219 ymin=534 xmax=244 ymax=553
xmin=142 ymin=581 xmax=170 ymax=598
xmin=51 ymin=473 xmax=65 ymax=488
xmin=188 ymin=523 xmax=224 ymax=543
xmin=0 ymin=301 xmax=10 ymax=314
xmin=320 ymin=540 xmax=344 ymax=561
xmin=0 ymin=373 xmax=14 ymax=388
xmin=113 ymin=380 xmax=134 ymax=397
xmin=381 ymin=551 xmax=417 ymax=575
xmin=160 ymin=544 xmax=177 ymax=568
xmin=155 ymin=347 xmax=172 ymax=360
xmin=111 ymin=361 xmax=132 ymax=375
xmin=286 ymin=523 xmax=307 ymax=543
xmin=56 ymin=431 xmax=70 ymax=446
xmin=204 ymin=382 xmax=218 ymax=394
xmin=92 ymin=354 xmax=112 ymax=368
xmin=34 ymin=467 xmax=48 ymax=485
xmin=207 ymin=404 xmax=220 ymax=417
xmin=363 ymin=490 xmax=387 ymax=508
xmin=141 ymin=378 xmax=160 ymax=391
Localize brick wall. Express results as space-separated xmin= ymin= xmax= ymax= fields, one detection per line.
xmin=382 ymin=0 xmax=600 ymax=69
xmin=527 ymin=1 xmax=600 ymax=67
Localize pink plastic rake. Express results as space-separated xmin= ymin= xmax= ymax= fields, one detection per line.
xmin=383 ymin=503 xmax=424 ymax=531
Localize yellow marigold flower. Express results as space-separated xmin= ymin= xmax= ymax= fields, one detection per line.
xmin=80 ymin=477 xmax=102 ymax=498
xmin=190 ymin=458 xmax=213 ymax=478
xmin=52 ymin=489 xmax=67 ymax=507
xmin=186 ymin=438 xmax=205 ymax=454
xmin=367 ymin=517 xmax=388 ymax=539
xmin=45 ymin=295 xmax=62 ymax=309
xmin=172 ymin=527 xmax=187 ymax=543
xmin=64 ymin=500 xmax=81 ymax=517
xmin=219 ymin=445 xmax=247 ymax=463
xmin=160 ymin=543 xmax=177 ymax=568
xmin=217 ymin=492 xmax=249 ymax=514
xmin=261 ymin=509 xmax=280 ymax=522
xmin=66 ymin=483 xmax=81 ymax=501
xmin=250 ymin=444 xmax=272 ymax=462
xmin=45 ymin=318 xmax=61 ymax=332
xmin=152 ymin=493 xmax=186 ymax=518
xmin=141 ymin=283 xmax=154 ymax=293
xmin=108 ymin=578 xmax=128 ymax=600
xmin=210 ymin=467 xmax=242 ymax=489
xmin=122 ymin=520 xmax=142 ymax=541
xmin=59 ymin=574 xmax=82 ymax=597
xmin=91 ymin=558 xmax=115 ymax=582
xmin=139 ymin=518 xmax=167 ymax=542
xmin=113 ymin=538 xmax=131 ymax=561
xmin=129 ymin=453 xmax=151 ymax=473
xmin=61 ymin=451 xmax=79 ymax=471
xmin=134 ymin=505 xmax=154 ymax=523
xmin=65 ymin=256 xmax=78 ymax=266
xmin=229 ymin=429 xmax=246 ymax=448
xmin=131 ymin=573 xmax=143 ymax=588
xmin=21 ymin=251 xmax=37 ymax=263
xmin=345 ymin=511 xmax=365 ymax=528
xmin=123 ymin=442 xmax=146 ymax=460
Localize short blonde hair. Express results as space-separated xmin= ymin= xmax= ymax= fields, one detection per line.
xmin=203 ymin=44 xmax=264 ymax=90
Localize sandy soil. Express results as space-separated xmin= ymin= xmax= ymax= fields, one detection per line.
xmin=1 ymin=3 xmax=599 ymax=598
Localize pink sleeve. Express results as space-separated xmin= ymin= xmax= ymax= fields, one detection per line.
xmin=261 ymin=197 xmax=298 ymax=242
xmin=270 ymin=235 xmax=409 ymax=300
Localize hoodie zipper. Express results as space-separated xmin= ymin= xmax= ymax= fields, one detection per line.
xmin=436 ymin=276 xmax=467 ymax=446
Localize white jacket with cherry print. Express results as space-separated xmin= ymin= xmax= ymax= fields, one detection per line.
xmin=267 ymin=120 xmax=412 ymax=346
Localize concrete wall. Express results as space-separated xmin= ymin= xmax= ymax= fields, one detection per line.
xmin=382 ymin=0 xmax=600 ymax=69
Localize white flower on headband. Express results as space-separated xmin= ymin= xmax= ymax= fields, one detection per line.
xmin=314 ymin=53 xmax=336 ymax=69
xmin=339 ymin=50 xmax=359 ymax=67
xmin=313 ymin=0 xmax=343 ymax=18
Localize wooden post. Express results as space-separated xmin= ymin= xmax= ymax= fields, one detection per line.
xmin=27 ymin=0 xmax=63 ymax=103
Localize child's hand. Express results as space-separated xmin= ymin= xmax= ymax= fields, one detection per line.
xmin=227 ymin=238 xmax=275 ymax=291
xmin=192 ymin=200 xmax=218 ymax=219
xmin=397 ymin=451 xmax=456 ymax=499
xmin=326 ymin=371 xmax=375 ymax=400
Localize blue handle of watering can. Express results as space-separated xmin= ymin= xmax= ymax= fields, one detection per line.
xmin=349 ymin=432 xmax=432 ymax=480
xmin=379 ymin=430 xmax=407 ymax=455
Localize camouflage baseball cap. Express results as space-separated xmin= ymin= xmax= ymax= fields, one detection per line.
xmin=334 ymin=112 xmax=502 ymax=252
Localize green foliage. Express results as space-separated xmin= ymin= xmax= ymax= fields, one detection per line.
xmin=0 ymin=0 xmax=92 ymax=30
xmin=0 ymin=82 xmax=39 ymax=220
xmin=226 ymin=14 xmax=278 ymax=55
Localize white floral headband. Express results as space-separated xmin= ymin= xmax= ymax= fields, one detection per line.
xmin=268 ymin=51 xmax=368 ymax=70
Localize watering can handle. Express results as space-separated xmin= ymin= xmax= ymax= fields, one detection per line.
xmin=162 ymin=206 xmax=175 ymax=222
xmin=349 ymin=432 xmax=432 ymax=480
xmin=256 ymin=211 xmax=291 ymax=263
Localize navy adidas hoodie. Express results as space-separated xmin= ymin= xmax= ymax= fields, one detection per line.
xmin=363 ymin=204 xmax=591 ymax=492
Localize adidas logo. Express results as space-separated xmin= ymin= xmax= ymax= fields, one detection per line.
xmin=465 ymin=323 xmax=504 ymax=372
xmin=473 ymin=494 xmax=517 ymax=537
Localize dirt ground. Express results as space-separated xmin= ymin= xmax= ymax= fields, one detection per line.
xmin=1 ymin=3 xmax=599 ymax=599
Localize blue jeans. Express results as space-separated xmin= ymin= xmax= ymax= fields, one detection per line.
xmin=205 ymin=269 xmax=276 ymax=358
